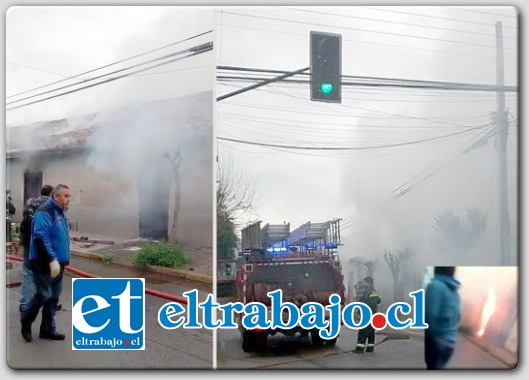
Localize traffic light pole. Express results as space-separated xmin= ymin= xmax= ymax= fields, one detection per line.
xmin=216 ymin=67 xmax=309 ymax=101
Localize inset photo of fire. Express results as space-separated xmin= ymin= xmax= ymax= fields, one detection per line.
xmin=424 ymin=266 xmax=517 ymax=370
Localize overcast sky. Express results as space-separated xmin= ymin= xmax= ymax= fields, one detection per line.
xmin=6 ymin=6 xmax=215 ymax=126
xmin=216 ymin=6 xmax=518 ymax=266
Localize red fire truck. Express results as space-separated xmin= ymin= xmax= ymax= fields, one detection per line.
xmin=236 ymin=219 xmax=345 ymax=352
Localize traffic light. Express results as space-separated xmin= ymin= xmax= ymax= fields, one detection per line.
xmin=310 ymin=31 xmax=342 ymax=103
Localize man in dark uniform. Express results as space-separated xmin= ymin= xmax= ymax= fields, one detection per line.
xmin=6 ymin=188 xmax=16 ymax=244
xmin=353 ymin=276 xmax=381 ymax=353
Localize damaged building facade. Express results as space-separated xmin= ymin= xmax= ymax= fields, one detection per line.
xmin=6 ymin=91 xmax=213 ymax=248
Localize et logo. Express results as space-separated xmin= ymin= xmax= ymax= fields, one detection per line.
xmin=72 ymin=278 xmax=145 ymax=350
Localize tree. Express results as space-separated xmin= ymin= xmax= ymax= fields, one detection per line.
xmin=216 ymin=165 xmax=256 ymax=260
xmin=163 ymin=149 xmax=182 ymax=243
xmin=384 ymin=249 xmax=412 ymax=303
xmin=362 ymin=258 xmax=377 ymax=278
xmin=434 ymin=208 xmax=488 ymax=251
xmin=217 ymin=204 xmax=238 ymax=261
xmin=346 ymin=256 xmax=377 ymax=303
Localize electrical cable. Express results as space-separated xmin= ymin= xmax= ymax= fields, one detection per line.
xmin=7 ymin=30 xmax=213 ymax=99
xmin=221 ymin=11 xmax=515 ymax=50
xmin=276 ymin=6 xmax=517 ymax=40
xmin=8 ymin=42 xmax=212 ymax=107
xmin=217 ymin=123 xmax=489 ymax=151
xmin=7 ymin=42 xmax=213 ymax=111
xmin=362 ymin=6 xmax=517 ymax=30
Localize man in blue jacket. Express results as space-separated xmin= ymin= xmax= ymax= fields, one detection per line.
xmin=20 ymin=184 xmax=71 ymax=342
xmin=19 ymin=184 xmax=54 ymax=313
xmin=425 ymin=266 xmax=461 ymax=369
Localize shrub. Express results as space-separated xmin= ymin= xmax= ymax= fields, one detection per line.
xmin=135 ymin=242 xmax=191 ymax=269
xmin=102 ymin=254 xmax=113 ymax=264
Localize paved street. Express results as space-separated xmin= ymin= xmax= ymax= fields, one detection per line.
xmin=217 ymin=323 xmax=425 ymax=369
xmin=6 ymin=256 xmax=213 ymax=369
xmin=6 ymin=258 xmax=514 ymax=371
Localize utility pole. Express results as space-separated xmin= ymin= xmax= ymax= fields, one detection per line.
xmin=495 ymin=21 xmax=512 ymax=265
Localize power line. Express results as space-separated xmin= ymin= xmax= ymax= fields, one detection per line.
xmin=6 ymin=30 xmax=213 ymax=100
xmin=217 ymin=123 xmax=489 ymax=151
xmin=218 ymin=75 xmax=516 ymax=143
xmin=221 ymin=11 xmax=516 ymax=50
xmin=6 ymin=42 xmax=213 ymax=111
xmin=222 ymin=111 xmax=490 ymax=130
xmin=362 ymin=6 xmax=517 ymax=30
xmin=220 ymin=22 xmax=516 ymax=62
xmin=221 ymin=105 xmax=488 ymax=146
xmin=448 ymin=6 xmax=517 ymax=18
xmin=9 ymin=61 xmax=213 ymax=81
xmin=131 ymin=64 xmax=212 ymax=77
xmin=221 ymin=84 xmax=511 ymax=136
xmin=396 ymin=127 xmax=492 ymax=192
xmin=277 ymin=6 xmax=516 ymax=40
xmin=221 ymin=75 xmax=517 ymax=100
xmin=222 ymin=103 xmax=493 ymax=127
xmin=392 ymin=126 xmax=497 ymax=198
xmin=8 ymin=42 xmax=212 ymax=107
xmin=217 ymin=74 xmax=517 ymax=92
xmin=217 ymin=66 xmax=518 ymax=92
xmin=220 ymin=99 xmax=496 ymax=128
xmin=6 ymin=61 xmax=86 ymax=81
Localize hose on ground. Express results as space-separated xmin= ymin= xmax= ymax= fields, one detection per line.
xmin=6 ymin=255 xmax=188 ymax=304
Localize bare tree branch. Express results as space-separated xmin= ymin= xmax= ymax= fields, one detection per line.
xmin=163 ymin=148 xmax=182 ymax=243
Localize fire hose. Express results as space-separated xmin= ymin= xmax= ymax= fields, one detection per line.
xmin=6 ymin=255 xmax=188 ymax=304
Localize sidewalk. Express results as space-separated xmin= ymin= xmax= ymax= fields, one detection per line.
xmin=68 ymin=231 xmax=213 ymax=285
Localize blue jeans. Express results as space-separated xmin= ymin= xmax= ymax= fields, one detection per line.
xmin=425 ymin=334 xmax=455 ymax=370
xmin=19 ymin=247 xmax=34 ymax=312
xmin=21 ymin=265 xmax=63 ymax=334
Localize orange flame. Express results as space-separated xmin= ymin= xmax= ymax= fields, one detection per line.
xmin=477 ymin=288 xmax=496 ymax=337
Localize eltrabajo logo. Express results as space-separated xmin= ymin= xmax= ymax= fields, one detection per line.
xmin=72 ymin=278 xmax=145 ymax=350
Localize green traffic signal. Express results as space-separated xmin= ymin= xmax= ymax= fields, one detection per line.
xmin=310 ymin=31 xmax=341 ymax=103
xmin=320 ymin=83 xmax=334 ymax=94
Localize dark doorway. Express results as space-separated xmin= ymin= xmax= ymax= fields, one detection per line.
xmin=137 ymin=159 xmax=170 ymax=240
xmin=23 ymin=171 xmax=43 ymax=204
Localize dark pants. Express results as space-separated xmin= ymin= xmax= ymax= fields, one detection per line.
xmin=19 ymin=246 xmax=34 ymax=311
xmin=6 ymin=220 xmax=12 ymax=242
xmin=425 ymin=334 xmax=455 ymax=370
xmin=21 ymin=264 xmax=64 ymax=334
xmin=357 ymin=325 xmax=375 ymax=345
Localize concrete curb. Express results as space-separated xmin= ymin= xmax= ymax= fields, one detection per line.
xmin=70 ymin=249 xmax=214 ymax=285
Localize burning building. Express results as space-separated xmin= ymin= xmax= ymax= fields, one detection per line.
xmin=457 ymin=266 xmax=518 ymax=360
xmin=5 ymin=91 xmax=213 ymax=248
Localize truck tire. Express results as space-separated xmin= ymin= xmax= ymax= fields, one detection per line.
xmin=242 ymin=330 xmax=255 ymax=352
xmin=311 ymin=329 xmax=324 ymax=347
xmin=255 ymin=331 xmax=268 ymax=352
xmin=327 ymin=337 xmax=337 ymax=347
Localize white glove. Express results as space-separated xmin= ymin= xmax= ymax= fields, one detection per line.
xmin=49 ymin=259 xmax=61 ymax=278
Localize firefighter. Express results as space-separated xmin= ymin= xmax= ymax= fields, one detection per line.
xmin=6 ymin=188 xmax=16 ymax=247
xmin=353 ymin=276 xmax=381 ymax=353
